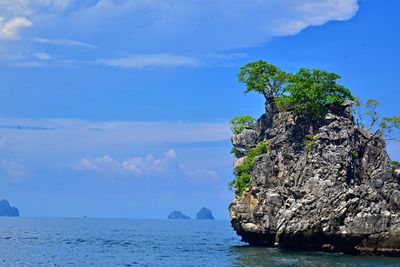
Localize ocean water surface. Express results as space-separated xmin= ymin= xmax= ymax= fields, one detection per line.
xmin=0 ymin=218 xmax=400 ymax=266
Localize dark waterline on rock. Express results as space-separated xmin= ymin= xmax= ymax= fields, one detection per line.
xmin=0 ymin=218 xmax=400 ymax=266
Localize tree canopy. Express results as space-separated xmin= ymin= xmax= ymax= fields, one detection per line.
xmin=238 ymin=60 xmax=289 ymax=99
xmin=237 ymin=60 xmax=354 ymax=119
xmin=276 ymin=68 xmax=354 ymax=118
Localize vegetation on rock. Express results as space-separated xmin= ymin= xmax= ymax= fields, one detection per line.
xmin=229 ymin=141 xmax=269 ymax=194
xmin=354 ymin=99 xmax=400 ymax=141
xmin=238 ymin=60 xmax=354 ymax=119
xmin=229 ymin=59 xmax=400 ymax=256
xmin=304 ymin=134 xmax=316 ymax=153
xmin=276 ymin=69 xmax=354 ymax=118
xmin=230 ymin=115 xmax=256 ymax=134
xmin=230 ymin=60 xmax=400 ymax=193
xmin=230 ymin=147 xmax=241 ymax=158
xmin=380 ymin=116 xmax=400 ymax=140
xmin=238 ymin=60 xmax=288 ymax=100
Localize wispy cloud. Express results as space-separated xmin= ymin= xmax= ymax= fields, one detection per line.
xmin=11 ymin=61 xmax=47 ymax=68
xmin=0 ymin=118 xmax=230 ymax=152
xmin=0 ymin=124 xmax=54 ymax=130
xmin=32 ymin=37 xmax=97 ymax=49
xmin=94 ymin=54 xmax=198 ymax=69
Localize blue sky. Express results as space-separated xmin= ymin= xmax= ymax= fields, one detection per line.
xmin=0 ymin=0 xmax=399 ymax=219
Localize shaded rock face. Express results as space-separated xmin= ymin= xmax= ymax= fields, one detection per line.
xmin=229 ymin=102 xmax=400 ymax=256
xmin=168 ymin=211 xmax=190 ymax=219
xmin=0 ymin=199 xmax=20 ymax=217
xmin=196 ymin=207 xmax=215 ymax=220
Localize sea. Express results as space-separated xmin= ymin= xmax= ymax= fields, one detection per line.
xmin=0 ymin=218 xmax=400 ymax=267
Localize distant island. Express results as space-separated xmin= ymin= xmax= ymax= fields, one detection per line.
xmin=196 ymin=207 xmax=214 ymax=220
xmin=0 ymin=199 xmax=20 ymax=217
xmin=167 ymin=211 xmax=190 ymax=219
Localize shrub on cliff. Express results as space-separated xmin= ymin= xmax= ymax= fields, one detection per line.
xmin=230 ymin=115 xmax=256 ymax=134
xmin=229 ymin=141 xmax=269 ymax=194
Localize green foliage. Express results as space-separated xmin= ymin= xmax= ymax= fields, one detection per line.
xmin=304 ymin=134 xmax=316 ymax=153
xmin=391 ymin=161 xmax=400 ymax=166
xmin=237 ymin=61 xmax=354 ymax=119
xmin=230 ymin=115 xmax=256 ymax=134
xmin=229 ymin=141 xmax=269 ymax=194
xmin=380 ymin=116 xmax=400 ymax=134
xmin=238 ymin=60 xmax=289 ymax=99
xmin=276 ymin=69 xmax=354 ymax=119
xmin=351 ymin=151 xmax=359 ymax=159
xmin=230 ymin=147 xmax=241 ymax=158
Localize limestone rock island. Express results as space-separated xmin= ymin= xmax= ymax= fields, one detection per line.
xmin=168 ymin=211 xmax=190 ymax=219
xmin=0 ymin=199 xmax=20 ymax=217
xmin=196 ymin=207 xmax=214 ymax=220
xmin=228 ymin=60 xmax=400 ymax=256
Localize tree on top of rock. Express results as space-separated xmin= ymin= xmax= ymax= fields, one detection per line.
xmin=236 ymin=60 xmax=399 ymax=140
xmin=276 ymin=68 xmax=354 ymax=119
xmin=237 ymin=60 xmax=354 ymax=118
xmin=238 ymin=60 xmax=289 ymax=99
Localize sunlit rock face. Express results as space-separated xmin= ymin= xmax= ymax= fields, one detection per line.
xmin=229 ymin=102 xmax=400 ymax=256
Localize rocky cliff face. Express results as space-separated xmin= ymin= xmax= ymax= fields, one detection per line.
xmin=229 ymin=102 xmax=400 ymax=256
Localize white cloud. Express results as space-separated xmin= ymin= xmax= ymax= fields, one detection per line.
xmin=180 ymin=163 xmax=220 ymax=181
xmin=0 ymin=118 xmax=228 ymax=182
xmin=66 ymin=0 xmax=359 ymax=51
xmin=0 ymin=0 xmax=359 ymax=66
xmin=33 ymin=52 xmax=52 ymax=60
xmin=94 ymin=54 xmax=197 ymax=69
xmin=32 ymin=38 xmax=97 ymax=48
xmin=121 ymin=153 xmax=173 ymax=176
xmin=1 ymin=1 xmax=360 ymax=45
xmin=164 ymin=149 xmax=176 ymax=159
xmin=0 ymin=17 xmax=32 ymax=39
xmin=77 ymin=154 xmax=121 ymax=172
xmin=0 ymin=0 xmax=73 ymax=16
xmin=77 ymin=149 xmax=175 ymax=176
xmin=76 ymin=149 xmax=217 ymax=179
